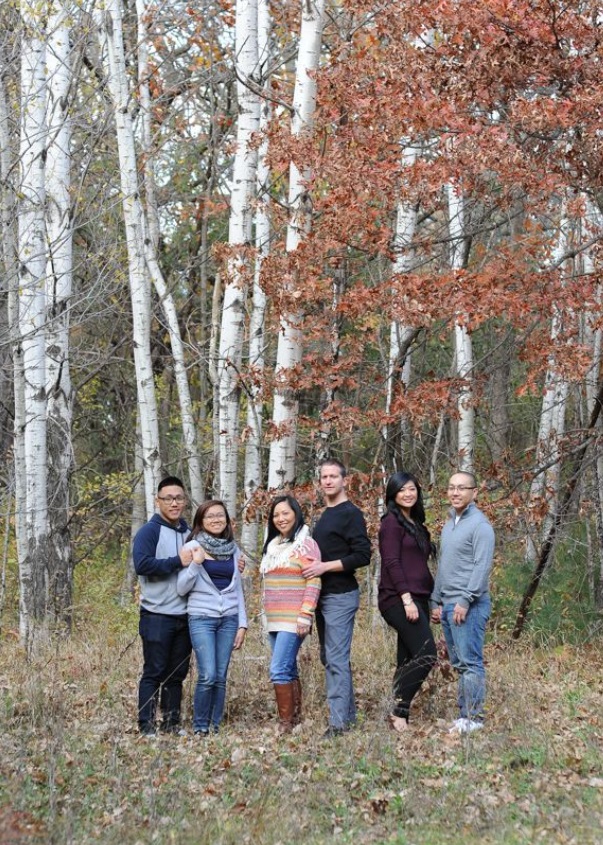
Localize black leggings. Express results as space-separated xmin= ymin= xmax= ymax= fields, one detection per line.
xmin=381 ymin=598 xmax=437 ymax=720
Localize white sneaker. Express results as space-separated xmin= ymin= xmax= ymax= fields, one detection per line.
xmin=461 ymin=720 xmax=483 ymax=734
xmin=448 ymin=718 xmax=468 ymax=733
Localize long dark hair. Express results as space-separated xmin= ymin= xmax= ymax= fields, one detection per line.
xmin=262 ymin=495 xmax=306 ymax=554
xmin=187 ymin=499 xmax=234 ymax=542
xmin=383 ymin=471 xmax=432 ymax=556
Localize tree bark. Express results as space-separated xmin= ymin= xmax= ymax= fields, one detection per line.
xmin=447 ymin=183 xmax=474 ymax=471
xmin=267 ymin=0 xmax=325 ymax=489
xmin=45 ymin=0 xmax=75 ymax=630
xmin=18 ymin=0 xmax=50 ymax=651
xmin=217 ymin=0 xmax=260 ymax=512
xmin=95 ymin=0 xmax=162 ymax=517
xmin=136 ymin=0 xmax=203 ymax=506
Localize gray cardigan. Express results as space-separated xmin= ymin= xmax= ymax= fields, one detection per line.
xmin=431 ymin=502 xmax=495 ymax=610
xmin=176 ymin=542 xmax=247 ymax=627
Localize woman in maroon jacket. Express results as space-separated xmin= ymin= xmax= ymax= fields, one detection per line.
xmin=378 ymin=471 xmax=437 ymax=732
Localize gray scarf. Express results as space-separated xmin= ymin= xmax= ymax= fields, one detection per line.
xmin=194 ymin=531 xmax=237 ymax=560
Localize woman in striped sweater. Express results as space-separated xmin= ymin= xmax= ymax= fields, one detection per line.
xmin=261 ymin=495 xmax=321 ymax=732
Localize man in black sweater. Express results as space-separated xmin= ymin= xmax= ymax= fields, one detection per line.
xmin=303 ymin=459 xmax=371 ymax=736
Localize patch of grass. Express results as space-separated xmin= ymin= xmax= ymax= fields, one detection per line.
xmin=1 ymin=615 xmax=603 ymax=844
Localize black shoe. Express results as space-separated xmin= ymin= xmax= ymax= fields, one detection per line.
xmin=194 ymin=729 xmax=209 ymax=738
xmin=140 ymin=724 xmax=157 ymax=738
xmin=322 ymin=726 xmax=346 ymax=739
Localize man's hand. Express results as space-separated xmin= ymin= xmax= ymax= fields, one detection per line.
xmin=237 ymin=556 xmax=246 ymax=574
xmin=179 ymin=546 xmax=194 ymax=567
xmin=431 ymin=607 xmax=442 ymax=624
xmin=301 ymin=557 xmax=327 ymax=579
xmin=453 ymin=603 xmax=468 ymax=625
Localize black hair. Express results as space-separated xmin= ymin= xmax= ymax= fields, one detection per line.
xmin=451 ymin=470 xmax=478 ymax=488
xmin=157 ymin=476 xmax=185 ymax=494
xmin=383 ymin=471 xmax=432 ymax=556
xmin=318 ymin=458 xmax=347 ymax=478
xmin=188 ymin=499 xmax=234 ymax=542
xmin=262 ymin=495 xmax=306 ymax=554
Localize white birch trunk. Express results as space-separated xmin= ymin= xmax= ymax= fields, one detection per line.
xmin=136 ymin=0 xmax=203 ymax=507
xmin=45 ymin=0 xmax=74 ymax=626
xmin=19 ymin=0 xmax=49 ymax=649
xmin=382 ymin=144 xmax=418 ymax=471
xmin=526 ymin=211 xmax=570 ymax=562
xmin=582 ymin=201 xmax=603 ymax=606
xmin=446 ymin=183 xmax=474 ymax=471
xmin=217 ymin=0 xmax=260 ymax=512
xmin=241 ymin=0 xmax=272 ymax=559
xmin=0 ymin=42 xmax=28 ymax=632
xmin=95 ymin=0 xmax=161 ymax=517
xmin=267 ymin=0 xmax=325 ymax=489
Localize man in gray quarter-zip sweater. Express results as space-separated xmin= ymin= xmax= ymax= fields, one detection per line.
xmin=431 ymin=471 xmax=495 ymax=735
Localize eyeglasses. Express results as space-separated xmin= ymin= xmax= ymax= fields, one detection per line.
xmin=204 ymin=513 xmax=227 ymax=521
xmin=157 ymin=495 xmax=186 ymax=504
xmin=447 ymin=485 xmax=476 ymax=493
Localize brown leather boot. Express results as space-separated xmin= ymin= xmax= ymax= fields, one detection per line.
xmin=291 ymin=679 xmax=302 ymax=725
xmin=274 ymin=683 xmax=295 ymax=733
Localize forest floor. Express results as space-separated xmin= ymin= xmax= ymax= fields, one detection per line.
xmin=1 ymin=609 xmax=602 ymax=845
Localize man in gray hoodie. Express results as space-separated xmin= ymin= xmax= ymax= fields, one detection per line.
xmin=133 ymin=476 xmax=194 ymax=736
xmin=431 ymin=471 xmax=495 ymax=734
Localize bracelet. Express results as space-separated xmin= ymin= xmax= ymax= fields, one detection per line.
xmin=403 ymin=599 xmax=414 ymax=606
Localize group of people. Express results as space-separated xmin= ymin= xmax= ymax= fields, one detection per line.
xmin=132 ymin=460 xmax=494 ymax=739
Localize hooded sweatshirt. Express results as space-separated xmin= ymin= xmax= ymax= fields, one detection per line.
xmin=133 ymin=513 xmax=189 ymax=615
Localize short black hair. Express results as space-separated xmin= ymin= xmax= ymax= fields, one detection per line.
xmin=157 ymin=476 xmax=185 ymax=494
xmin=451 ymin=470 xmax=478 ymax=488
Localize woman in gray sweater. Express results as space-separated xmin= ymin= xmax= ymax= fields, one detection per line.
xmin=177 ymin=500 xmax=247 ymax=736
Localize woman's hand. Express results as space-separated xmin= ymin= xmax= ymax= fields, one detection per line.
xmin=191 ymin=546 xmax=206 ymax=565
xmin=402 ymin=594 xmax=419 ymax=622
xmin=233 ymin=628 xmax=247 ymax=650
xmin=237 ymin=556 xmax=246 ymax=574
xmin=297 ymin=619 xmax=312 ymax=638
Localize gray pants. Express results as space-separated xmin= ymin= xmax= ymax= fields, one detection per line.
xmin=315 ymin=589 xmax=360 ymax=729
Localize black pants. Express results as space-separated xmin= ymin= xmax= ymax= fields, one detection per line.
xmin=381 ymin=598 xmax=437 ymax=721
xmin=138 ymin=610 xmax=192 ymax=730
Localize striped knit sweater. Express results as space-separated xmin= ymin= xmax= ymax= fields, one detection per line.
xmin=261 ymin=528 xmax=322 ymax=634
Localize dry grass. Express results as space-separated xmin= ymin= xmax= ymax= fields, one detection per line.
xmin=1 ymin=606 xmax=603 ymax=844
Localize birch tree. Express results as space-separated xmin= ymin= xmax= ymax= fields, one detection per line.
xmin=382 ymin=144 xmax=419 ymax=473
xmin=267 ymin=0 xmax=325 ymax=490
xmin=18 ymin=0 xmax=49 ymax=649
xmin=136 ymin=0 xmax=203 ymax=506
xmin=45 ymin=0 xmax=75 ymax=625
xmin=241 ymin=0 xmax=272 ymax=557
xmin=95 ymin=0 xmax=162 ymax=516
xmin=0 ymin=24 xmax=27 ymax=627
xmin=446 ymin=182 xmax=474 ymax=471
xmin=526 ymin=209 xmax=570 ymax=563
xmin=217 ymin=0 xmax=260 ymax=512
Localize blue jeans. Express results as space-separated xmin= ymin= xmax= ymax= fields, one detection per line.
xmin=268 ymin=631 xmax=304 ymax=683
xmin=138 ymin=610 xmax=191 ymax=730
xmin=441 ymin=596 xmax=491 ymax=722
xmin=189 ymin=614 xmax=239 ymax=732
xmin=315 ymin=589 xmax=360 ymax=729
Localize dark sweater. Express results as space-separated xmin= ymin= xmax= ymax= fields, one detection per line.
xmin=312 ymin=500 xmax=371 ymax=595
xmin=378 ymin=512 xmax=434 ymax=613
